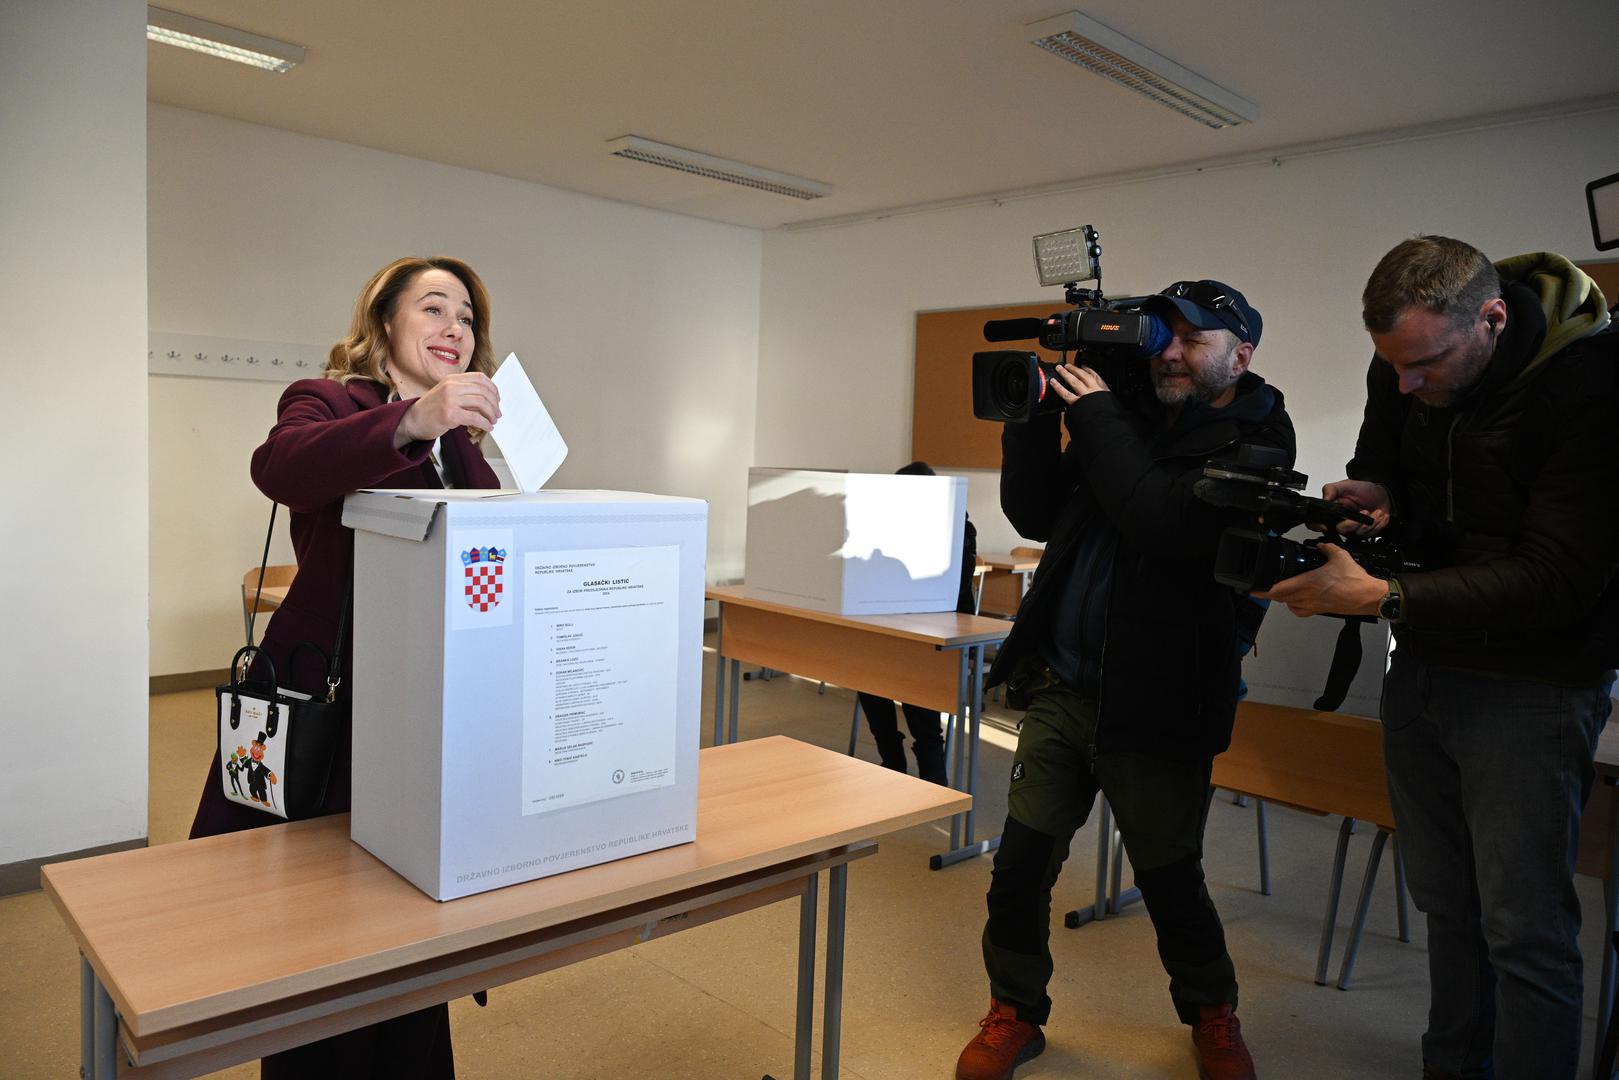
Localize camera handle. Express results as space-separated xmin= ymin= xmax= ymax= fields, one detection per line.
xmin=1315 ymin=614 xmax=1376 ymax=712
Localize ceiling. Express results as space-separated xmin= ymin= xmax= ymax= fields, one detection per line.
xmin=146 ymin=1 xmax=1619 ymax=231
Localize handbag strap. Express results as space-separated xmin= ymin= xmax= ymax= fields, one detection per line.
xmin=325 ymin=543 xmax=353 ymax=703
xmin=246 ymin=503 xmax=279 ymax=650
xmin=245 ymin=501 xmax=353 ymax=704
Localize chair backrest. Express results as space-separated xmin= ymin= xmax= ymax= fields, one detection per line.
xmin=1009 ymin=545 xmax=1043 ymax=558
xmin=241 ymin=564 xmax=297 ymax=616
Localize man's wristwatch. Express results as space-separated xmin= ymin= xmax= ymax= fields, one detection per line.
xmin=1378 ymin=578 xmax=1405 ymax=623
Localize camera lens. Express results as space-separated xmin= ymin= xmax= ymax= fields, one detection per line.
xmin=997 ymin=363 xmax=1030 ymax=409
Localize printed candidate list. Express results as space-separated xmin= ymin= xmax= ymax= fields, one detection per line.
xmin=521 ymin=545 xmax=680 ymax=815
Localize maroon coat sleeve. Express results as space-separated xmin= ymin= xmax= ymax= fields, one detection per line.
xmin=250 ymin=379 xmax=435 ymax=511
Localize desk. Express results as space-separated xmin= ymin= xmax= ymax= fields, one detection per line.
xmin=975 ymin=552 xmax=1040 ymax=618
xmin=45 ymin=736 xmax=968 ymax=1080
xmin=258 ymin=585 xmax=288 ymax=608
xmin=707 ymin=585 xmax=1011 ymax=869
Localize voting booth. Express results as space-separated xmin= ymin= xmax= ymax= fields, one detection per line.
xmin=343 ymin=489 xmax=707 ymax=900
xmin=744 ymin=468 xmax=967 ymax=616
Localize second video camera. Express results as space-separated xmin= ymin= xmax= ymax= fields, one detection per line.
xmin=1193 ymin=446 xmax=1419 ymax=592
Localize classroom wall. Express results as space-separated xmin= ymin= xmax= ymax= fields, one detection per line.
xmin=148 ymin=105 xmax=763 ymax=676
xmin=755 ymin=106 xmax=1619 ymax=711
xmin=1 ymin=1 xmax=149 ymax=868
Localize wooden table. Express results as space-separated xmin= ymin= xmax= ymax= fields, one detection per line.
xmin=45 ymin=736 xmax=968 ymax=1080
xmin=975 ymin=551 xmax=1040 ymax=618
xmin=706 ymin=585 xmax=1012 ymax=869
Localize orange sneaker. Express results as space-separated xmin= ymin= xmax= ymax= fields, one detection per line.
xmin=956 ymin=998 xmax=1046 ymax=1080
xmin=1192 ymin=1004 xmax=1255 ymax=1080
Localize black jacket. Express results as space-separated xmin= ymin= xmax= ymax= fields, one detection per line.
xmin=988 ymin=371 xmax=1296 ymax=760
xmin=1348 ymin=260 xmax=1619 ymax=683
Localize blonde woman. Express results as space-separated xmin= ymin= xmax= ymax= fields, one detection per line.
xmin=189 ymin=256 xmax=502 ymax=1078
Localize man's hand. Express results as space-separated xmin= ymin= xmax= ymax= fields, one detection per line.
xmin=394 ymin=372 xmax=501 ymax=448
xmin=1320 ymin=479 xmax=1392 ymax=537
xmin=1256 ymin=543 xmax=1387 ymax=617
xmin=1048 ymin=364 xmax=1111 ymax=405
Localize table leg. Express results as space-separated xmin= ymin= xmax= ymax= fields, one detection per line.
xmin=713 ymin=610 xmax=726 ymax=747
xmin=728 ymin=658 xmax=742 ymax=745
xmin=949 ymin=651 xmax=969 ymax=852
xmin=822 ymin=863 xmax=848 ymax=1080
xmin=931 ymin=648 xmax=1002 ymax=869
xmin=93 ymin=973 xmax=116 ymax=1079
xmin=795 ymin=872 xmax=819 ymax=1080
xmin=964 ymin=644 xmax=984 ymax=846
xmin=80 ymin=954 xmax=93 ymax=1080
xmin=713 ymin=663 xmax=726 ymax=749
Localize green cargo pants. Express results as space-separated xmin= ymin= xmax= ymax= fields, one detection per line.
xmin=982 ymin=681 xmax=1237 ymax=1026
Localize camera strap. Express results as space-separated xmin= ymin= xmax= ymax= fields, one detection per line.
xmin=1314 ymin=616 xmax=1373 ymax=712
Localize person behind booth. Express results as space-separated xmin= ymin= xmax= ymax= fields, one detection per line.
xmin=1262 ymin=236 xmax=1618 ymax=1080
xmin=188 ymin=255 xmax=503 ymax=1079
xmin=955 ymin=281 xmax=1293 ymax=1080
xmin=854 ymin=460 xmax=976 ymax=785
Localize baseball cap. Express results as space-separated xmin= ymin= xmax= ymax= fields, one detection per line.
xmin=1143 ymin=279 xmax=1262 ymax=347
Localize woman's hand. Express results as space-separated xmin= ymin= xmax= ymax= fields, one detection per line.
xmin=394 ymin=373 xmax=501 ymax=448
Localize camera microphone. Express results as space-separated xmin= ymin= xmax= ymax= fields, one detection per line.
xmin=983 ymin=318 xmax=1047 ymax=342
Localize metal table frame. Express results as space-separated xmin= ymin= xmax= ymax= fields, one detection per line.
xmin=711 ymin=605 xmax=1000 ymax=870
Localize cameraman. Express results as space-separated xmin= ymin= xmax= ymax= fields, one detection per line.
xmin=957 ymin=281 xmax=1293 ymax=1080
xmin=1264 ymin=235 xmax=1617 ymax=1080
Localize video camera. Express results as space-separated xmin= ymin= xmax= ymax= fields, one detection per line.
xmin=1193 ymin=445 xmax=1420 ymax=592
xmin=971 ymin=225 xmax=1173 ymax=422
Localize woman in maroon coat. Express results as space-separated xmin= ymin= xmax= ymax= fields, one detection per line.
xmin=189 ymin=255 xmax=503 ymax=1079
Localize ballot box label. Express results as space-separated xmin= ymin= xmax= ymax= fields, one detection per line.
xmin=521 ymin=545 xmax=680 ymax=816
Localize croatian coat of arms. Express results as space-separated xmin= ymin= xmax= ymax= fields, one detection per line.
xmin=461 ymin=546 xmax=507 ymax=611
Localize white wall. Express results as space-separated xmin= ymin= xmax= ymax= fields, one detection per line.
xmin=148 ymin=106 xmax=763 ymax=676
xmin=756 ymin=108 xmax=1619 ymax=711
xmin=1 ymin=1 xmax=149 ymax=864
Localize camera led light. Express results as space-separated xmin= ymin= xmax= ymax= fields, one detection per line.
xmin=1033 ymin=227 xmax=1098 ymax=287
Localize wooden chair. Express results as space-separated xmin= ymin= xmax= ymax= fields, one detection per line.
xmin=977 ymin=545 xmax=1042 ymax=618
xmin=240 ymin=564 xmax=297 ymax=644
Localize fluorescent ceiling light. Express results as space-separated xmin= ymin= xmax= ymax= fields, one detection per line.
xmin=607 ymin=136 xmax=833 ymax=200
xmin=147 ymin=6 xmax=305 ymax=74
xmin=1026 ymin=11 xmax=1258 ymax=129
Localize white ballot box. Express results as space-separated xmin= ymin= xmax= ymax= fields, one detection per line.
xmin=743 ymin=468 xmax=967 ymax=616
xmin=342 ymin=489 xmax=707 ymax=900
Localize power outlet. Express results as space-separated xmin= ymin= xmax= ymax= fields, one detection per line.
xmin=148 ymin=331 xmax=327 ymax=383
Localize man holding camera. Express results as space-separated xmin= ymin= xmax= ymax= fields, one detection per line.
xmin=957 ymin=281 xmax=1293 ymax=1080
xmin=1265 ymin=235 xmax=1617 ymax=1079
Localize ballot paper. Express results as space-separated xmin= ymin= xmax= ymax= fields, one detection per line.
xmin=489 ymin=352 xmax=568 ymax=491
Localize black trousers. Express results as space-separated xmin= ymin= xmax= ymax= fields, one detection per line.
xmin=856 ymin=692 xmax=948 ymax=783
